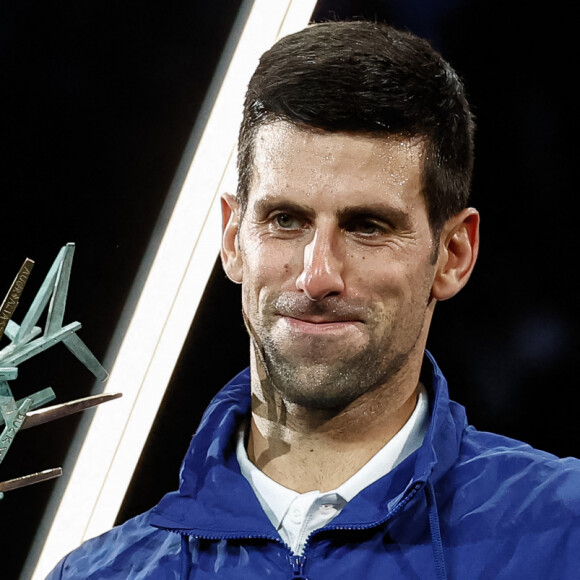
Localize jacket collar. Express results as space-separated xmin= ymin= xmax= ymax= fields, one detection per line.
xmin=150 ymin=352 xmax=467 ymax=536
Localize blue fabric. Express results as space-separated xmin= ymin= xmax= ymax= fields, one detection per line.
xmin=46 ymin=353 xmax=580 ymax=579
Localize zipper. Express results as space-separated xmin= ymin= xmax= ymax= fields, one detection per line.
xmin=290 ymin=555 xmax=308 ymax=579
xmin=171 ymin=529 xmax=308 ymax=579
xmin=389 ymin=481 xmax=425 ymax=518
xmin=292 ymin=481 xmax=425 ymax=578
xmin=166 ymin=480 xmax=425 ymax=579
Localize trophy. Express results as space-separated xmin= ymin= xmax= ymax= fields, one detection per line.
xmin=0 ymin=243 xmax=121 ymax=498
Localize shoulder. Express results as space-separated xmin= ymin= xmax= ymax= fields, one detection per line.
xmin=442 ymin=424 xmax=580 ymax=524
xmin=430 ymin=425 xmax=580 ymax=576
xmin=45 ymin=510 xmax=182 ymax=580
xmin=459 ymin=425 xmax=580 ymax=485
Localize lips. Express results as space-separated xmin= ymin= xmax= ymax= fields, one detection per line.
xmin=285 ymin=314 xmax=361 ymax=325
xmin=272 ymin=294 xmax=368 ymax=325
xmin=277 ymin=314 xmax=364 ymax=339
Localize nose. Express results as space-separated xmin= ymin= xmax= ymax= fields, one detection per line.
xmin=295 ymin=227 xmax=345 ymax=300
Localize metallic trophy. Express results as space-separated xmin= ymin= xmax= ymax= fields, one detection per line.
xmin=0 ymin=243 xmax=121 ymax=498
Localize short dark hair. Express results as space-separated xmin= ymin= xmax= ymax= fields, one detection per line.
xmin=237 ymin=21 xmax=475 ymax=233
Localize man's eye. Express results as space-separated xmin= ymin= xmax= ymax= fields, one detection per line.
xmin=274 ymin=213 xmax=301 ymax=229
xmin=350 ymin=219 xmax=387 ymax=235
xmin=357 ymin=221 xmax=381 ymax=234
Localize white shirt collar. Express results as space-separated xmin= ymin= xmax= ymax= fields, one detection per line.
xmin=237 ymin=432 xmax=298 ymax=530
xmin=237 ymin=384 xmax=429 ymax=536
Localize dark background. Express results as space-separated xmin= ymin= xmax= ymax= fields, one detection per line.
xmin=0 ymin=1 xmax=577 ymax=578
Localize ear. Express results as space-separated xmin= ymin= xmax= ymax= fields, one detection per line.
xmin=220 ymin=193 xmax=243 ymax=284
xmin=432 ymin=208 xmax=480 ymax=301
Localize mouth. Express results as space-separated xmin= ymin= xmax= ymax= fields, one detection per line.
xmin=279 ymin=314 xmax=363 ymax=335
xmin=272 ymin=294 xmax=368 ymax=336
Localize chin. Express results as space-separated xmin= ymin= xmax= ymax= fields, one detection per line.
xmin=266 ymin=362 xmax=370 ymax=411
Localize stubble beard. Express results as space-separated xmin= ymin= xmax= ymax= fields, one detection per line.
xmin=259 ymin=336 xmax=407 ymax=411
xmin=243 ymin=303 xmax=409 ymax=412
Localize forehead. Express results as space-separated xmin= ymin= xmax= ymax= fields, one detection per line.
xmin=250 ymin=121 xmax=425 ymax=209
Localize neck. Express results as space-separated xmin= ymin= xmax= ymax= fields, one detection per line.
xmin=247 ymin=358 xmax=421 ymax=493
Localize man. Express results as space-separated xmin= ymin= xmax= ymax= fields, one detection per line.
xmin=47 ymin=20 xmax=580 ymax=579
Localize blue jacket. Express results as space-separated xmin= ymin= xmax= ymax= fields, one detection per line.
xmin=47 ymin=353 xmax=580 ymax=579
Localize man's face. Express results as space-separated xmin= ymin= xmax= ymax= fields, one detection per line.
xmin=225 ymin=122 xmax=441 ymax=410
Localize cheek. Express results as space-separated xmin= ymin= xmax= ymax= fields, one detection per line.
xmin=349 ymin=255 xmax=433 ymax=312
xmin=242 ymin=237 xmax=300 ymax=283
xmin=240 ymin=250 xmax=294 ymax=313
xmin=348 ymin=256 xmax=407 ymax=293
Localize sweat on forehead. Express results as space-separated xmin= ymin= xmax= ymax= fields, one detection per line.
xmin=248 ymin=122 xmax=426 ymax=205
